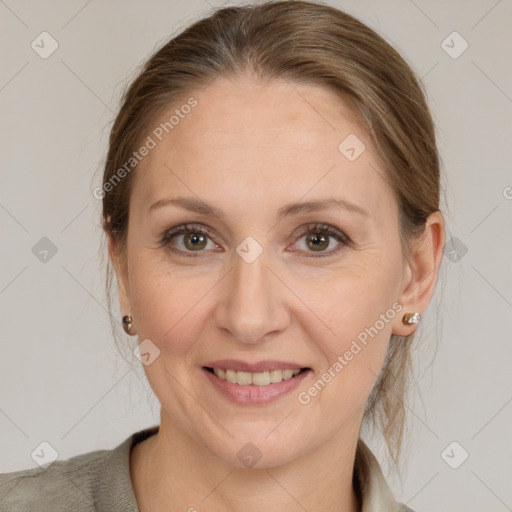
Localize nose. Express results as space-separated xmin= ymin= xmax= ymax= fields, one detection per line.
xmin=215 ymin=249 xmax=290 ymax=345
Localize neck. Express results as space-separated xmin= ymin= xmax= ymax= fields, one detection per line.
xmin=131 ymin=411 xmax=362 ymax=512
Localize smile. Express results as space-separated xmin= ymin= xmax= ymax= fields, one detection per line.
xmin=202 ymin=364 xmax=311 ymax=405
xmin=206 ymin=367 xmax=304 ymax=386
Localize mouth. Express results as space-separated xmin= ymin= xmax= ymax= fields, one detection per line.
xmin=203 ymin=366 xmax=310 ymax=386
xmin=201 ymin=359 xmax=313 ymax=406
xmin=201 ymin=362 xmax=312 ymax=405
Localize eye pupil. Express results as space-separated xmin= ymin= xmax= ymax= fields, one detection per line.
xmin=306 ymin=233 xmax=329 ymax=251
xmin=184 ymin=233 xmax=208 ymax=251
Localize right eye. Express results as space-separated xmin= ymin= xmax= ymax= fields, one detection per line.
xmin=160 ymin=223 xmax=219 ymax=256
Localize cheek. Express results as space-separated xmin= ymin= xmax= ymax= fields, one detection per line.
xmin=128 ymin=254 xmax=208 ymax=356
xmin=302 ymin=254 xmax=401 ymax=342
xmin=304 ymin=253 xmax=402 ymax=389
xmin=297 ymin=283 xmax=398 ymax=426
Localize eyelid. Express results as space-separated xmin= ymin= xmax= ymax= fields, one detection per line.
xmin=160 ymin=223 xmax=220 ymax=249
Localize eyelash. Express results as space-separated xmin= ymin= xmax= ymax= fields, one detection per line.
xmin=160 ymin=222 xmax=351 ymax=258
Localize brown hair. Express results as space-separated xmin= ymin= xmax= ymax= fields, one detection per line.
xmin=97 ymin=0 xmax=444 ymax=478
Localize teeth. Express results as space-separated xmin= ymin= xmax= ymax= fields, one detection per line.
xmin=252 ymin=371 xmax=270 ymax=386
xmin=236 ymin=371 xmax=252 ymax=385
xmin=212 ymin=368 xmax=302 ymax=386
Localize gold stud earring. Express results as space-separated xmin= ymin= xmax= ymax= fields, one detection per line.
xmin=402 ymin=312 xmax=421 ymax=325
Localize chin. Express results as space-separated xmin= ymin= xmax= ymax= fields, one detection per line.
xmin=202 ymin=423 xmax=312 ymax=470
xmin=220 ymin=442 xmax=302 ymax=470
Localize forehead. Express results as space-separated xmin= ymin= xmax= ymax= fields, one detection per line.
xmin=130 ymin=75 xmax=395 ymax=223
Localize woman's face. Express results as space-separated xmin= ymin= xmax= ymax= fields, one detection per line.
xmin=114 ymin=75 xmax=417 ymax=467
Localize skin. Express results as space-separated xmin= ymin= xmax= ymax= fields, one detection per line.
xmin=109 ymin=75 xmax=445 ymax=512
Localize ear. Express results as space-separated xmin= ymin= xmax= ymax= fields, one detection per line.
xmin=392 ymin=210 xmax=445 ymax=336
xmin=108 ymin=235 xmax=131 ymax=318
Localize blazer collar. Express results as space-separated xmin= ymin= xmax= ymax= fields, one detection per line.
xmin=102 ymin=426 xmax=409 ymax=512
xmin=354 ymin=438 xmax=410 ymax=512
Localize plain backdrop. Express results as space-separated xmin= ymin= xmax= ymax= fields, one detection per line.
xmin=1 ymin=1 xmax=511 ymax=511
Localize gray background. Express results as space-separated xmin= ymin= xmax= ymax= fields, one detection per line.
xmin=1 ymin=1 xmax=511 ymax=511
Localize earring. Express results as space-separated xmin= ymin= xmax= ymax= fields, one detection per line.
xmin=402 ymin=312 xmax=421 ymax=325
xmin=122 ymin=315 xmax=134 ymax=335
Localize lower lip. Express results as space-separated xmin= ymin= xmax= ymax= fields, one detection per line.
xmin=202 ymin=367 xmax=311 ymax=405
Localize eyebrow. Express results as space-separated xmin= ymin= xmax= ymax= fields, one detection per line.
xmin=149 ymin=196 xmax=369 ymax=220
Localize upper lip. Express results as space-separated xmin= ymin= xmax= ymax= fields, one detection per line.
xmin=203 ymin=359 xmax=308 ymax=373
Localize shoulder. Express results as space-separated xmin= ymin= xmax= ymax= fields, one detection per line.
xmin=0 ymin=426 xmax=158 ymax=512
xmin=0 ymin=452 xmax=103 ymax=511
xmin=0 ymin=447 xmax=114 ymax=512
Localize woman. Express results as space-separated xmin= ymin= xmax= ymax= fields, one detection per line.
xmin=0 ymin=1 xmax=445 ymax=510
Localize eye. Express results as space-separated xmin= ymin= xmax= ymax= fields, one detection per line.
xmin=160 ymin=223 xmax=218 ymax=256
xmin=291 ymin=223 xmax=350 ymax=257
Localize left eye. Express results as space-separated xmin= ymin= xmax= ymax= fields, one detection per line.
xmin=290 ymin=223 xmax=350 ymax=257
xmin=161 ymin=222 xmax=350 ymax=258
xmin=293 ymin=229 xmax=345 ymax=255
